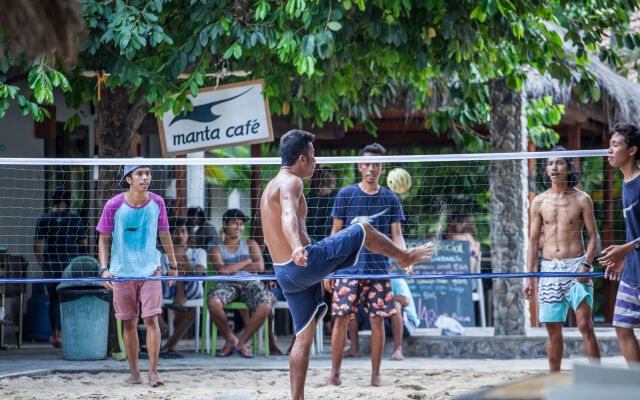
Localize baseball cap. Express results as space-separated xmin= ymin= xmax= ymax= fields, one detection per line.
xmin=120 ymin=160 xmax=150 ymax=189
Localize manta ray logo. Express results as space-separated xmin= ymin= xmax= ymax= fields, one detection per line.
xmin=169 ymin=87 xmax=254 ymax=126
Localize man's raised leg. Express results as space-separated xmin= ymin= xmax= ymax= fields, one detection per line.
xmin=122 ymin=318 xmax=142 ymax=384
xmin=290 ymin=317 xmax=316 ymax=400
xmin=359 ymin=222 xmax=433 ymax=269
xmin=546 ymin=322 xmax=563 ymax=372
xmin=143 ymin=315 xmax=163 ymax=387
xmin=575 ymin=301 xmax=600 ymax=362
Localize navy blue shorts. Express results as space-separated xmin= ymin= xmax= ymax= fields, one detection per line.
xmin=274 ymin=223 xmax=366 ymax=335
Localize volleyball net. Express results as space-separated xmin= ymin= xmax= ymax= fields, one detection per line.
xmin=0 ymin=149 xmax=621 ymax=283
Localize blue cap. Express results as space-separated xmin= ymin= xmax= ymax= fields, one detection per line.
xmin=120 ymin=159 xmax=149 ymax=189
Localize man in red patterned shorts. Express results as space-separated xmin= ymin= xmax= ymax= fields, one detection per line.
xmin=324 ymin=143 xmax=412 ymax=387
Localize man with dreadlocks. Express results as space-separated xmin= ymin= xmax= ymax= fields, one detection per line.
xmin=523 ymin=146 xmax=601 ymax=372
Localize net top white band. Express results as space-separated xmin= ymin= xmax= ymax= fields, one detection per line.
xmin=0 ymin=149 xmax=608 ymax=165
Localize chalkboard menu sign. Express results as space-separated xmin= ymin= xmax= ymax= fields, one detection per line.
xmin=393 ymin=240 xmax=475 ymax=328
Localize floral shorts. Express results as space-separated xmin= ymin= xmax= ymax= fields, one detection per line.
xmin=331 ymin=279 xmax=396 ymax=318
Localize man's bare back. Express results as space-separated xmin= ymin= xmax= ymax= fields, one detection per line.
xmin=531 ymin=188 xmax=592 ymax=260
xmin=261 ymin=171 xmax=311 ymax=264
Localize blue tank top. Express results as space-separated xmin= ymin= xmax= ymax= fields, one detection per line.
xmin=217 ymin=240 xmax=251 ymax=276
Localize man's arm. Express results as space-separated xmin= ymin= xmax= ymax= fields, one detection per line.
xmin=390 ymin=222 xmax=409 ymax=271
xmin=245 ymin=239 xmax=265 ymax=273
xmin=330 ymin=218 xmax=344 ymax=235
xmin=280 ymin=177 xmax=307 ymax=266
xmin=207 ymin=246 xmax=250 ymax=274
xmin=580 ymin=195 xmax=600 ymax=283
xmin=98 ymin=233 xmax=114 ymax=290
xmin=524 ymin=198 xmax=543 ymax=301
xmin=394 ymin=294 xmax=410 ymax=307
xmin=158 ymin=230 xmax=178 ymax=286
xmin=173 ymin=245 xmax=192 ymax=275
xmin=323 ymin=217 xmax=346 ymax=293
xmin=33 ymin=238 xmax=44 ymax=266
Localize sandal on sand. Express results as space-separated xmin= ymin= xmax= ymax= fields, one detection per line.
xmin=218 ymin=347 xmax=233 ymax=357
xmin=232 ymin=346 xmax=254 ymax=358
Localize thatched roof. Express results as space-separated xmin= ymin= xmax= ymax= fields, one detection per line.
xmin=0 ymin=0 xmax=85 ymax=62
xmin=526 ymin=23 xmax=640 ymax=129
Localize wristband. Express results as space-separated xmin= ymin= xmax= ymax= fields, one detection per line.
xmin=169 ymin=265 xmax=178 ymax=271
xmin=582 ymin=263 xmax=592 ymax=271
xmin=99 ymin=267 xmax=109 ymax=276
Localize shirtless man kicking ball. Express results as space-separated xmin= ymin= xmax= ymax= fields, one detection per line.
xmin=260 ymin=130 xmax=434 ymax=399
xmin=523 ymin=146 xmax=601 ymax=372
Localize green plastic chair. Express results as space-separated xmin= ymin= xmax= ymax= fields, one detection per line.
xmin=200 ymin=263 xmax=269 ymax=358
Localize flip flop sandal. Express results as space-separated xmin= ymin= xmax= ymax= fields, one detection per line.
xmin=218 ymin=347 xmax=233 ymax=357
xmin=232 ymin=346 xmax=254 ymax=359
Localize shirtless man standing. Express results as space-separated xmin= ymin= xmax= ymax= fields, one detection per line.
xmin=523 ymin=146 xmax=601 ymax=372
xmin=260 ymin=130 xmax=434 ymax=399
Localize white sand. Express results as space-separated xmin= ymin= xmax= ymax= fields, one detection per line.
xmin=0 ymin=368 xmax=537 ymax=399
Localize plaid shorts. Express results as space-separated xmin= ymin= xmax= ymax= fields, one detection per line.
xmin=331 ymin=279 xmax=396 ymax=318
xmin=207 ymin=280 xmax=270 ymax=311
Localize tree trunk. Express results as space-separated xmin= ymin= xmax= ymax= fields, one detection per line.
xmin=95 ymin=86 xmax=149 ymax=354
xmin=489 ymin=77 xmax=528 ymax=336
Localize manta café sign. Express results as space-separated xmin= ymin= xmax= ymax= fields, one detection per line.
xmin=157 ymin=79 xmax=274 ymax=156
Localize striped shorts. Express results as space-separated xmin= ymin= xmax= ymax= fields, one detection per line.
xmin=612 ymin=280 xmax=640 ymax=329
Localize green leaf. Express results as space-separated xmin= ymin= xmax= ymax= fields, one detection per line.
xmin=327 ymin=21 xmax=342 ymax=31
xmin=199 ymin=29 xmax=209 ymax=47
xmin=233 ymin=43 xmax=242 ymax=58
xmin=301 ymin=35 xmax=315 ymax=56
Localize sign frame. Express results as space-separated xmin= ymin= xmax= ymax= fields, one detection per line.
xmin=156 ymin=79 xmax=274 ymax=157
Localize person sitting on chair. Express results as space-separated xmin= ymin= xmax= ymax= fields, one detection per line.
xmin=160 ymin=216 xmax=206 ymax=350
xmin=206 ymin=208 xmax=271 ymax=358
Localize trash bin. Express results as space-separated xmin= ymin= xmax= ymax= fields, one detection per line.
xmin=57 ymin=256 xmax=111 ymax=360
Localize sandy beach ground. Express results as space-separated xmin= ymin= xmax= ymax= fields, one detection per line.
xmin=0 ymin=368 xmax=537 ymax=400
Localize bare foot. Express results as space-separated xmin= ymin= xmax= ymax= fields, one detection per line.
xmin=371 ymin=375 xmax=390 ymax=387
xmin=390 ymin=350 xmax=404 ymax=360
xmin=326 ymin=376 xmax=342 ymax=386
xmin=343 ymin=347 xmax=361 ymax=358
xmin=221 ymin=335 xmax=238 ymax=354
xmin=398 ymin=243 xmax=434 ymax=269
xmin=126 ymin=373 xmax=143 ymax=384
xmin=149 ymin=371 xmax=164 ymax=387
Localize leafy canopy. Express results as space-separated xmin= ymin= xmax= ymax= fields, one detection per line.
xmin=1 ymin=0 xmax=638 ymax=143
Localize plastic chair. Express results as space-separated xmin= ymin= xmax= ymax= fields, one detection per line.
xmin=200 ymin=264 xmax=269 ymax=357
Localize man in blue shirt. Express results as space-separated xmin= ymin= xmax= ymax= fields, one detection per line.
xmin=34 ymin=186 xmax=87 ymax=348
xmin=324 ymin=143 xmax=408 ymax=387
xmin=599 ymin=122 xmax=640 ymax=365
